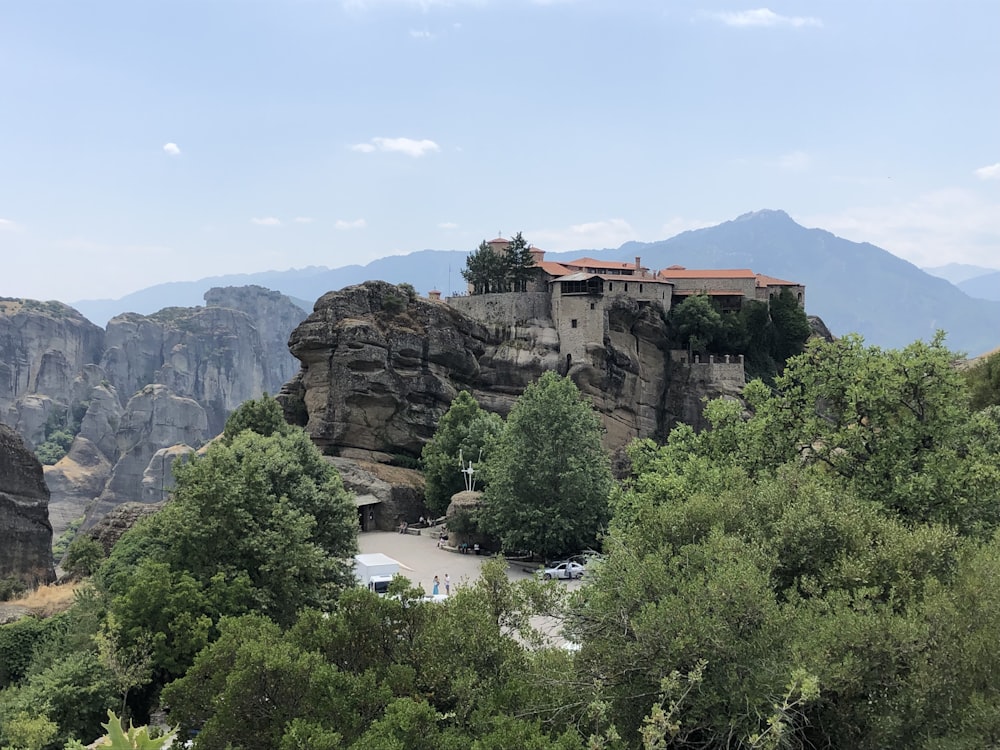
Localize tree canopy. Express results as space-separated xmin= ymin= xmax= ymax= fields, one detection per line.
xmin=568 ymin=332 xmax=1000 ymax=747
xmin=461 ymin=232 xmax=536 ymax=295
xmin=479 ymin=372 xmax=612 ymax=558
xmin=420 ymin=391 xmax=503 ymax=516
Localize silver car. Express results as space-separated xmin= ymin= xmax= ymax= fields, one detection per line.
xmin=542 ymin=561 xmax=585 ymax=580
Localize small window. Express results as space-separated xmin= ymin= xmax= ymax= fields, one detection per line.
xmin=608 ymin=282 xmax=613 ymax=291
xmin=624 ymin=283 xmax=628 ymax=291
xmin=590 ymin=302 xmax=595 ymax=310
xmin=571 ymin=319 xmax=578 ymax=328
xmin=639 ymin=284 xmax=643 ymax=293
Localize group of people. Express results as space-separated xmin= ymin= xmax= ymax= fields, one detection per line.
xmin=431 ymin=573 xmax=450 ymax=596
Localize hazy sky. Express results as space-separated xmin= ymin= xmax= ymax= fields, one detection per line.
xmin=2 ymin=1 xmax=998 ymax=302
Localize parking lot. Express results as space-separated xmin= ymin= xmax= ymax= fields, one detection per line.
xmin=357 ymin=529 xmax=533 ymax=594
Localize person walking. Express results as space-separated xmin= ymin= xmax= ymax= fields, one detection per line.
xmin=444 ymin=573 xmax=451 ymax=595
xmin=432 ymin=575 xmax=440 ymax=595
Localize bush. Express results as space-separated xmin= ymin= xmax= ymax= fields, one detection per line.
xmin=0 ymin=577 xmax=27 ymax=602
xmin=63 ymin=536 xmax=105 ymax=578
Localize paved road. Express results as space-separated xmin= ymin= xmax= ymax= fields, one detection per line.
xmin=358 ymin=530 xmax=528 ymax=595
xmin=358 ymin=530 xmax=583 ymax=646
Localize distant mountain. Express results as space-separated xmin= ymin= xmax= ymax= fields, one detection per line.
xmin=71 ymin=253 xmax=489 ymax=326
xmin=923 ymin=262 xmax=1000 ymax=285
xmin=957 ymin=272 xmax=1000 ymax=303
xmin=620 ymin=210 xmax=1000 ymax=356
xmin=71 ymin=267 xmax=327 ymax=325
xmin=71 ymin=210 xmax=1000 ymax=356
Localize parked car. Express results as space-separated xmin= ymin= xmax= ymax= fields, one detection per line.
xmin=542 ymin=561 xmax=585 ymax=580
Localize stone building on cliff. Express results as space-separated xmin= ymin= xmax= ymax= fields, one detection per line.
xmin=449 ymin=236 xmax=805 ymax=370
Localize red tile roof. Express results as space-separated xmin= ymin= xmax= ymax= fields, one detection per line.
xmin=659 ymin=268 xmax=756 ymax=279
xmin=755 ymin=274 xmax=800 ymax=287
xmin=537 ymin=261 xmax=572 ymax=276
xmin=566 ymin=257 xmax=641 ymax=271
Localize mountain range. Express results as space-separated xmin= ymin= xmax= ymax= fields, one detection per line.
xmin=71 ymin=209 xmax=1000 ymax=357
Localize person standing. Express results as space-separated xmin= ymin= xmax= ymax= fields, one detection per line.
xmin=432 ymin=576 xmax=440 ymax=595
xmin=444 ymin=573 xmax=451 ymax=595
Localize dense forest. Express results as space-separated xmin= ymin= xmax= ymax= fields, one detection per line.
xmin=5 ymin=334 xmax=1000 ymax=748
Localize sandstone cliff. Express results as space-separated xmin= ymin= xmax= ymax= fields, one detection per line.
xmin=0 ymin=299 xmax=105 ymax=446
xmin=280 ymin=281 xmax=736 ymax=461
xmin=0 ymin=424 xmax=55 ymax=587
xmin=0 ymin=287 xmax=307 ymax=539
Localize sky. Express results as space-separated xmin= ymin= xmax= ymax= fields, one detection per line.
xmin=2 ymin=0 xmax=998 ymax=302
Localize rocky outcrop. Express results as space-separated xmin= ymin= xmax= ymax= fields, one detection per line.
xmin=43 ymin=437 xmax=113 ymax=542
xmin=85 ymin=501 xmax=164 ymax=556
xmin=280 ymin=281 xmax=736 ymax=462
xmin=0 ymin=424 xmax=55 ymax=587
xmin=141 ymin=444 xmax=195 ymax=503
xmin=0 ymin=288 xmax=307 ymax=537
xmin=102 ymin=307 xmax=267 ymax=436
xmin=328 ymin=457 xmax=425 ymax=531
xmin=0 ymin=299 xmax=105 ymax=446
xmin=84 ymin=385 xmax=207 ymax=528
xmin=284 ymin=282 xmax=500 ymax=460
xmin=204 ymin=285 xmax=304 ymax=394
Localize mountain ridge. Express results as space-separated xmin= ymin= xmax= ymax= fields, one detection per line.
xmin=66 ymin=210 xmax=1000 ymax=356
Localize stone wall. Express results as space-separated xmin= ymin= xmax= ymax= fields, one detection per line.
xmin=448 ymin=292 xmax=551 ymax=327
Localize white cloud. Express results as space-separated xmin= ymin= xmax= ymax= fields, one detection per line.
xmin=802 ymin=188 xmax=1000 ymax=269
xmin=709 ymin=8 xmax=822 ymax=28
xmin=410 ymin=29 xmax=433 ymax=38
xmin=293 ymin=216 xmax=316 ymax=223
xmin=438 ymin=222 xmax=459 ymax=230
xmin=335 ymin=218 xmax=367 ymax=230
xmin=529 ymin=219 xmax=638 ymax=251
xmin=0 ymin=218 xmax=19 ymax=231
xmin=975 ymin=163 xmax=1000 ymax=180
xmin=351 ymin=137 xmax=441 ymax=157
xmin=251 ymin=217 xmax=282 ymax=226
xmin=163 ymin=142 xmax=181 ymax=156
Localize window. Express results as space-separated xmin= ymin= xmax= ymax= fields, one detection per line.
xmin=571 ymin=319 xmax=578 ymax=328
xmin=590 ymin=302 xmax=595 ymax=310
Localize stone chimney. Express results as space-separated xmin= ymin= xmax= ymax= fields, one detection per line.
xmin=635 ymin=256 xmax=641 ymax=270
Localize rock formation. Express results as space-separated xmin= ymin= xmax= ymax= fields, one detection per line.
xmin=0 ymin=298 xmax=105 ymax=446
xmin=0 ymin=287 xmax=307 ymax=539
xmin=280 ymin=281 xmax=740 ymax=462
xmin=0 ymin=424 xmax=55 ymax=587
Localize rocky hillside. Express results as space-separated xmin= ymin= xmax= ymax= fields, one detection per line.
xmin=0 ymin=424 xmax=55 ymax=588
xmin=0 ymin=286 xmax=307 ymax=538
xmin=279 ymin=281 xmax=741 ymax=462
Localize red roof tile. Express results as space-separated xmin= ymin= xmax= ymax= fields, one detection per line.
xmin=566 ymin=257 xmax=641 ymax=270
xmin=755 ymin=274 xmax=800 ymax=287
xmin=659 ymin=268 xmax=756 ymax=279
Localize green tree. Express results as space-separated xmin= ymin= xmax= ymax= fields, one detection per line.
xmin=506 ymin=232 xmax=537 ymax=292
xmin=99 ymin=423 xmax=359 ymax=679
xmin=63 ymin=535 xmax=105 ymax=578
xmin=668 ymin=294 xmax=723 ymax=355
xmin=964 ymin=349 xmax=1000 ymax=410
xmin=768 ymin=287 xmax=810 ymax=364
xmin=421 ymin=392 xmax=503 ymax=516
xmin=222 ymin=393 xmax=290 ymax=443
xmin=479 ymin=372 xmax=612 ymax=558
xmin=461 ymin=234 xmax=536 ymax=295
xmin=462 ymin=241 xmax=505 ymax=294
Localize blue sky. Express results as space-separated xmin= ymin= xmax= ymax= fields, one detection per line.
xmin=2 ymin=0 xmax=998 ymax=302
